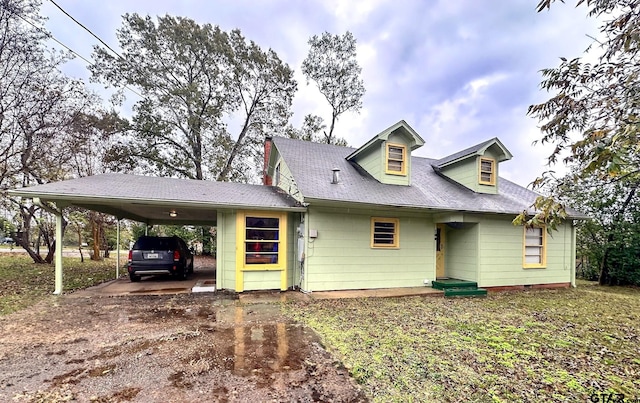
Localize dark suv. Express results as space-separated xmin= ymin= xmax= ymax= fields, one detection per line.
xmin=127 ymin=236 xmax=194 ymax=282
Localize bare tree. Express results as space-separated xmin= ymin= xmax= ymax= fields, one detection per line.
xmin=0 ymin=0 xmax=104 ymax=263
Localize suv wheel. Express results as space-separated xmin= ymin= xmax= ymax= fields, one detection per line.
xmin=175 ymin=269 xmax=188 ymax=281
xmin=129 ymin=273 xmax=141 ymax=282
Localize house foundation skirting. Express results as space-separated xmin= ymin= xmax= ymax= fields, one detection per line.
xmin=484 ymin=282 xmax=571 ymax=292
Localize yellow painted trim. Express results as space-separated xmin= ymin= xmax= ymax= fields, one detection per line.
xmin=523 ymin=225 xmax=547 ymax=268
xmin=235 ymin=211 xmax=288 ymax=292
xmin=435 ymin=223 xmax=446 ymax=278
xmin=478 ymin=157 xmax=496 ymax=185
xmin=385 ymin=143 xmax=407 ymax=176
xmin=370 ymin=217 xmax=400 ymax=248
xmin=235 ymin=213 xmax=244 ymax=292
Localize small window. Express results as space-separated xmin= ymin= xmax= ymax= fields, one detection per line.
xmin=523 ymin=226 xmax=546 ymax=268
xmin=386 ymin=143 xmax=407 ymax=175
xmin=479 ymin=158 xmax=496 ymax=185
xmin=274 ymin=163 xmax=281 ymax=186
xmin=371 ymin=217 xmax=399 ymax=248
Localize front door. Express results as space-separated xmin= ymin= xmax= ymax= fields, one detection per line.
xmin=435 ymin=224 xmax=446 ymax=278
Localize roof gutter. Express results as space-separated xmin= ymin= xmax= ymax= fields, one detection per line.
xmin=302 ymin=197 xmax=588 ymax=220
xmin=9 ymin=190 xmax=307 ymax=212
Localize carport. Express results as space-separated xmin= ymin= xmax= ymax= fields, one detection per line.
xmin=8 ymin=173 xmax=304 ymax=294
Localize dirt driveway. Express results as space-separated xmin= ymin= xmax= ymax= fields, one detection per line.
xmin=0 ymin=292 xmax=366 ymax=402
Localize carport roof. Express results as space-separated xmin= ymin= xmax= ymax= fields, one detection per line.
xmin=9 ymin=173 xmax=305 ymax=225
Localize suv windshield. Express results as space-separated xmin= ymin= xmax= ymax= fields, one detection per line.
xmin=133 ymin=237 xmax=176 ymax=250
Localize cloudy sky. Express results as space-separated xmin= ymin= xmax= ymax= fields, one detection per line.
xmin=39 ymin=0 xmax=599 ymax=187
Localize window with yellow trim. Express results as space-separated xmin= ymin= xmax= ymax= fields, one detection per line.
xmin=523 ymin=226 xmax=546 ymax=268
xmin=386 ymin=143 xmax=406 ymax=175
xmin=479 ymin=157 xmax=496 ymax=185
xmin=244 ymin=216 xmax=280 ymax=265
xmin=371 ymin=217 xmax=399 ymax=248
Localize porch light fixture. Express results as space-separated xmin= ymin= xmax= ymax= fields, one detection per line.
xmin=169 ymin=210 xmax=177 ymax=217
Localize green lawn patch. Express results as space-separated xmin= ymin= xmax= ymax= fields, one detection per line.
xmin=0 ymin=255 xmax=118 ymax=315
xmin=283 ymin=287 xmax=640 ymax=402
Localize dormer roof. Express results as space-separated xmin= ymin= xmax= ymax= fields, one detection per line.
xmin=433 ymin=137 xmax=513 ymax=169
xmin=346 ymin=120 xmax=425 ymax=161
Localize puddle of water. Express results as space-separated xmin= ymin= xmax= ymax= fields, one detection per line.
xmin=124 ymin=302 xmax=331 ymax=390
xmin=205 ymin=306 xmax=321 ymax=386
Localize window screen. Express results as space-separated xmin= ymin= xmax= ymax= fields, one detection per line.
xmin=372 ymin=218 xmax=399 ymax=248
xmin=245 ymin=216 xmax=280 ymax=264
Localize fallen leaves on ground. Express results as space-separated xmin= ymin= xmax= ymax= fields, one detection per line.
xmin=0 ymin=255 xmax=117 ymax=315
xmin=284 ymin=286 xmax=640 ymax=402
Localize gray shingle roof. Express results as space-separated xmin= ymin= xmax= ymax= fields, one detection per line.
xmin=272 ymin=136 xmax=584 ymax=217
xmin=10 ymin=173 xmax=302 ymax=210
xmin=345 ymin=120 xmax=425 ymax=160
xmin=434 ymin=137 xmax=512 ymax=167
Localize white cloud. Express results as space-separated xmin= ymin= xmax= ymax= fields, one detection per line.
xmin=323 ymin=0 xmax=387 ymax=25
xmin=38 ymin=0 xmax=603 ymax=188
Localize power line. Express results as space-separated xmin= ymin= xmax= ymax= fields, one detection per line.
xmin=48 ymin=0 xmax=126 ymax=62
xmin=4 ymin=5 xmax=94 ymax=66
xmin=44 ymin=0 xmax=143 ymax=98
xmin=0 ymin=1 xmax=143 ymax=98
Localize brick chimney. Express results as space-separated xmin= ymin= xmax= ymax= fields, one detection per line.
xmin=263 ymin=136 xmax=273 ymax=185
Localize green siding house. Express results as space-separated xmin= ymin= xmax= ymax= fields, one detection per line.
xmin=257 ymin=120 xmax=582 ymax=292
xmin=9 ymin=120 xmax=583 ymax=294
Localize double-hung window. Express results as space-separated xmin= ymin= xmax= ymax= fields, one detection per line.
xmin=523 ymin=226 xmax=546 ymax=268
xmin=386 ymin=144 xmax=407 ymax=175
xmin=479 ymin=157 xmax=496 ymax=185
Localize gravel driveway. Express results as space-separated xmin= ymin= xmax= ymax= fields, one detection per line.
xmin=0 ymin=292 xmax=366 ymax=402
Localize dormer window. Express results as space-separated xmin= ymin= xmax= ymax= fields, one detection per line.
xmin=479 ymin=157 xmax=495 ymax=185
xmin=386 ymin=143 xmax=407 ymax=176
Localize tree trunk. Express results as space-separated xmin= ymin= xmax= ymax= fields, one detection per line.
xmin=23 ymin=248 xmax=46 ymax=264
xmin=14 ymin=209 xmax=47 ymax=264
xmin=77 ymin=225 xmax=84 ymax=263
xmin=36 ymin=231 xmax=41 ymax=256
xmin=91 ymin=214 xmax=101 ymax=261
xmin=195 ymin=158 xmax=203 ymax=181
xmin=598 ymin=246 xmax=611 ymax=285
xmin=13 ymin=231 xmax=46 ymax=264
xmin=217 ymin=112 xmax=252 ymax=182
xmin=599 ymin=184 xmax=638 ymax=285
xmin=44 ymin=241 xmax=56 ymax=263
xmin=103 ymin=227 xmax=109 ymax=258
xmin=325 ymin=112 xmax=337 ymax=144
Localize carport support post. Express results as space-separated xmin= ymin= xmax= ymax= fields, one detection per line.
xmin=54 ymin=211 xmax=63 ymax=295
xmin=33 ymin=198 xmax=64 ymax=295
xmin=116 ymin=219 xmax=120 ymax=279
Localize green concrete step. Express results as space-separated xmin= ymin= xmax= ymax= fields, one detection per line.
xmin=444 ymin=288 xmax=488 ymax=298
xmin=432 ymin=279 xmax=478 ymax=290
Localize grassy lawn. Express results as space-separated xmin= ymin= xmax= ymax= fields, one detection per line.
xmin=0 ymin=254 xmax=119 ymax=315
xmin=284 ymin=285 xmax=640 ymax=402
